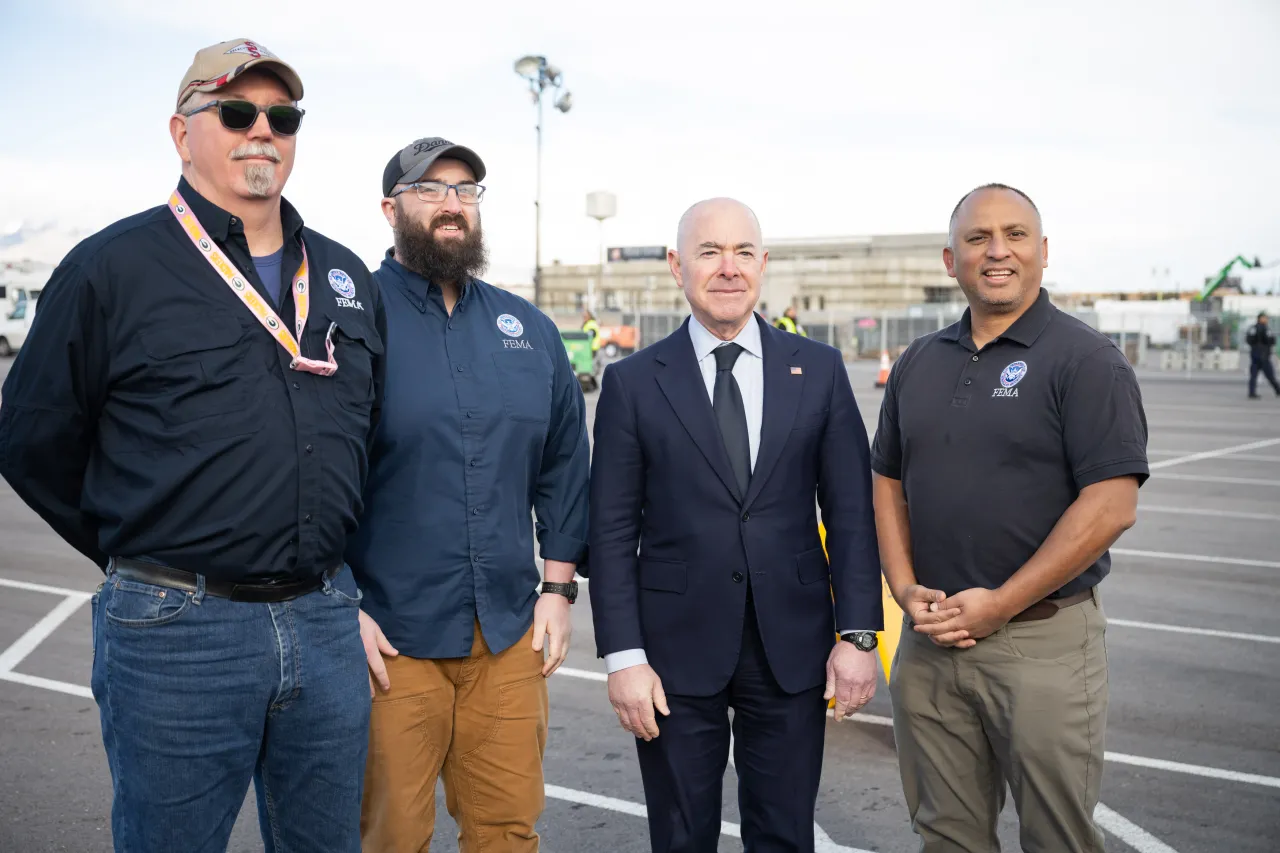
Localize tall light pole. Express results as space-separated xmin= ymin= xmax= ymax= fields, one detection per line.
xmin=514 ymin=55 xmax=572 ymax=309
xmin=585 ymin=191 xmax=616 ymax=314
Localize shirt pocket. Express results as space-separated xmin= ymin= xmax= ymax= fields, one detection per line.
xmin=138 ymin=315 xmax=251 ymax=425
xmin=319 ymin=310 xmax=384 ymax=437
xmin=493 ymin=350 xmax=553 ymax=424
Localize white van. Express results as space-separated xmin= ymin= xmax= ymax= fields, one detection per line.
xmin=0 ymin=298 xmax=35 ymax=356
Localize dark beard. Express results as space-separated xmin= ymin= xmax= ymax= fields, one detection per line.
xmin=393 ymin=210 xmax=489 ymax=285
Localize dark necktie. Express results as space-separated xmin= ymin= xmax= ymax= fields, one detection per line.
xmin=712 ymin=343 xmax=751 ymax=498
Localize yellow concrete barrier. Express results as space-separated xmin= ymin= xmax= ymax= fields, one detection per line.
xmin=819 ymin=524 xmax=903 ymax=687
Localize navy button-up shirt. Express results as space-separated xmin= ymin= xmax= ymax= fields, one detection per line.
xmin=0 ymin=177 xmax=386 ymax=581
xmin=346 ymin=254 xmax=590 ymax=658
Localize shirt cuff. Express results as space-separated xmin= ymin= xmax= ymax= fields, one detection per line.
xmin=604 ymin=648 xmax=648 ymax=673
xmin=538 ymin=530 xmax=588 ymax=565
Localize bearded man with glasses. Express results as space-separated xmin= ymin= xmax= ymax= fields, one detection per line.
xmin=0 ymin=38 xmax=385 ymax=852
xmin=346 ymin=138 xmax=590 ymax=852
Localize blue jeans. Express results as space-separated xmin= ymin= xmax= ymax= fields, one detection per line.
xmin=90 ymin=563 xmax=371 ymax=853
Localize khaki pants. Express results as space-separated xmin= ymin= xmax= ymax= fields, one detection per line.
xmin=361 ymin=620 xmax=549 ymax=853
xmin=889 ymin=589 xmax=1109 ymax=853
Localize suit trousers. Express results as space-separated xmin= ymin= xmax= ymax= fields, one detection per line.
xmin=361 ymin=619 xmax=549 ymax=853
xmin=635 ymin=591 xmax=828 ymax=853
xmin=889 ymin=587 xmax=1109 ymax=853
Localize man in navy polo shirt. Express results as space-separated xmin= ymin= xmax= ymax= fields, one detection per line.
xmin=347 ymin=137 xmax=590 ymax=852
xmin=872 ymin=183 xmax=1149 ymax=852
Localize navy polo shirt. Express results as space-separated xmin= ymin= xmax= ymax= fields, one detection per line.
xmin=870 ymin=288 xmax=1149 ymax=598
xmin=345 ymin=254 xmax=590 ymax=659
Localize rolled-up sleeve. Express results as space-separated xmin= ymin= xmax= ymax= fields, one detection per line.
xmin=0 ymin=261 xmax=109 ymax=568
xmin=1062 ymin=344 xmax=1149 ymax=489
xmin=533 ymin=317 xmax=590 ymax=567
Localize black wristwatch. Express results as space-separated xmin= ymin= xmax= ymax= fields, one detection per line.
xmin=541 ymin=581 xmax=578 ymax=604
xmin=842 ymin=631 xmax=878 ymax=652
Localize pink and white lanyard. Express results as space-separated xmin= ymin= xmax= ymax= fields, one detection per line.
xmin=168 ymin=190 xmax=338 ymax=375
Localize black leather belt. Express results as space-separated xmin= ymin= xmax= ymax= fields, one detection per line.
xmin=111 ymin=557 xmax=335 ymax=603
xmin=1008 ymin=589 xmax=1094 ymax=623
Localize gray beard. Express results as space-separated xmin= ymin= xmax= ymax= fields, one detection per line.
xmin=243 ymin=164 xmax=275 ymax=198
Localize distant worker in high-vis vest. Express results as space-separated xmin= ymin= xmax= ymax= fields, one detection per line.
xmin=774 ymin=305 xmax=807 ymax=336
xmin=582 ymin=310 xmax=603 ymax=352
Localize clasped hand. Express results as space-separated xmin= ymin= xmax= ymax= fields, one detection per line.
xmin=902 ymin=585 xmax=1011 ymax=648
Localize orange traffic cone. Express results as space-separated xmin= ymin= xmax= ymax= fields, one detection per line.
xmin=875 ymin=350 xmax=891 ymax=388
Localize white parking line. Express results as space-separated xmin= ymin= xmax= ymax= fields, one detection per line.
xmin=1144 ymin=403 xmax=1280 ymax=416
xmin=1111 ymin=548 xmax=1280 ymax=569
xmin=1148 ymin=450 xmax=1280 ymax=463
xmin=544 ymin=784 xmax=873 ymax=853
xmin=0 ymin=670 xmax=92 ymax=699
xmin=1105 ymin=753 xmax=1280 ymax=790
xmin=1094 ymin=803 xmax=1182 ymax=853
xmin=551 ymin=668 xmax=1280 ymax=790
xmin=0 ymin=594 xmax=87 ymax=674
xmin=1107 ymin=619 xmax=1280 ymax=645
xmin=1148 ymin=437 xmax=1280 ymax=471
xmin=0 ymin=577 xmax=95 ymax=599
xmin=1152 ymin=473 xmax=1280 ymax=487
xmin=1139 ymin=504 xmax=1280 ymax=522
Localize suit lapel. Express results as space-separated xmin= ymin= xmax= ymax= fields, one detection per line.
xmin=654 ymin=320 xmax=744 ymax=503
xmin=744 ymin=318 xmax=803 ymax=509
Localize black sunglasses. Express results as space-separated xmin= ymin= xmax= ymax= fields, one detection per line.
xmin=185 ymin=99 xmax=305 ymax=136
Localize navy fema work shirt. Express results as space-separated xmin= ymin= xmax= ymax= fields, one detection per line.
xmin=871 ymin=287 xmax=1149 ymax=599
xmin=0 ymin=176 xmax=386 ymax=581
xmin=345 ymin=253 xmax=590 ymax=659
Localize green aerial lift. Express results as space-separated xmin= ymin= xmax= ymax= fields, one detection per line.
xmin=1196 ymin=255 xmax=1270 ymax=301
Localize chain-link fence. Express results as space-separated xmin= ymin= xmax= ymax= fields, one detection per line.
xmin=548 ymin=305 xmax=1270 ymax=376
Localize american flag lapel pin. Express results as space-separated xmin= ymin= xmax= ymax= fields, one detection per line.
xmin=790 ymin=365 xmax=803 ymax=375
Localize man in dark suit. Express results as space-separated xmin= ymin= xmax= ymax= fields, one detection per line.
xmin=588 ymin=197 xmax=884 ymax=852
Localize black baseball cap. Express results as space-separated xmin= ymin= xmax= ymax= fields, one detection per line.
xmin=382 ymin=137 xmax=486 ymax=197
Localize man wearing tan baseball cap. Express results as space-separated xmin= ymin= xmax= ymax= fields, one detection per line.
xmin=175 ymin=37 xmax=304 ymax=111
xmin=0 ymin=37 xmax=384 ymax=853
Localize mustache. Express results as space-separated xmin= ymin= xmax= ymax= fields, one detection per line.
xmin=430 ymin=212 xmax=469 ymax=231
xmin=230 ymin=141 xmax=282 ymax=163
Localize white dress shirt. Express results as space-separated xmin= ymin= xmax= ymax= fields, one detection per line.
xmin=604 ymin=315 xmax=867 ymax=675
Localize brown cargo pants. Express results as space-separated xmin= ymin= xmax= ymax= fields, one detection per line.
xmin=361 ymin=620 xmax=549 ymax=853
xmin=888 ymin=587 xmax=1109 ymax=853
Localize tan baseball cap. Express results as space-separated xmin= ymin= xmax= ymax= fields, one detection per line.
xmin=176 ymin=38 xmax=304 ymax=111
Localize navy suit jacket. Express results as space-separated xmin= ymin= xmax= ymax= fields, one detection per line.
xmin=588 ymin=316 xmax=883 ymax=697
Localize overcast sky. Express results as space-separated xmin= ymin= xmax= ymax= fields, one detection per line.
xmin=2 ymin=0 xmax=1277 ymax=294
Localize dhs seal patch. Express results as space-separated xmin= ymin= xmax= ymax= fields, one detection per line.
xmin=496 ymin=314 xmax=524 ymax=337
xmin=1000 ymin=361 xmax=1028 ymax=388
xmin=328 ymin=269 xmax=356 ymax=299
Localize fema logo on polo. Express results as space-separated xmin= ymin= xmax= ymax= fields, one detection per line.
xmin=993 ymin=360 xmax=1028 ymax=398
xmin=328 ymin=269 xmax=356 ymax=299
xmin=497 ymin=314 xmax=524 ymax=337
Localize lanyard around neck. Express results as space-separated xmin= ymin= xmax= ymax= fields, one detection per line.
xmin=168 ymin=190 xmax=337 ymax=375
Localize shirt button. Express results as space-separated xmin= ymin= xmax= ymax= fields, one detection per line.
xmin=732 ymin=571 xmax=744 ymax=583
xmin=304 ymin=514 xmax=312 ymax=523
xmin=457 ymin=365 xmax=464 ymax=373
xmin=472 ymin=508 xmax=480 ymax=515
xmin=964 ymin=379 xmax=972 ymax=386
xmin=292 ymin=381 xmax=301 ymax=390
xmin=466 ymin=412 xmax=473 ymax=419
xmin=741 ymin=512 xmax=750 ymax=522
xmin=972 ymin=355 xmax=979 ymax=362
xmin=305 ymin=444 xmax=314 ymax=453
xmin=469 ymin=459 xmax=477 ymax=467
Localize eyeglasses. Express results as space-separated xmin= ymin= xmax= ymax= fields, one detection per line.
xmin=184 ymin=100 xmax=306 ymax=136
xmin=389 ymin=182 xmax=486 ymax=205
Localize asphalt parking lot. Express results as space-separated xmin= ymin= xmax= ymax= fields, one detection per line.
xmin=1 ymin=356 xmax=1278 ymax=852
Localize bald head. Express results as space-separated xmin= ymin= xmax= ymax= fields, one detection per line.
xmin=676 ymin=198 xmax=762 ymax=257
xmin=669 ymin=197 xmax=768 ymax=339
